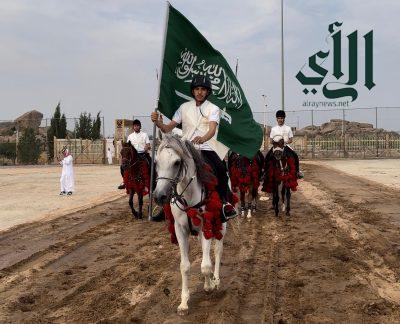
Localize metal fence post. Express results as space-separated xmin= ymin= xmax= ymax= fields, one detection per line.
xmin=45 ymin=118 xmax=48 ymax=163
xmin=74 ymin=118 xmax=77 ymax=161
xmin=102 ymin=116 xmax=105 ymax=139
xmin=311 ymin=109 xmax=315 ymax=159
xmin=375 ymin=107 xmax=378 ymax=157
xmin=342 ymin=109 xmax=345 ymax=157
xmin=15 ymin=129 xmax=19 ymax=165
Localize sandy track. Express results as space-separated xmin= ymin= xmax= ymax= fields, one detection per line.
xmin=1 ymin=164 xmax=400 ymax=323
xmin=0 ymin=165 xmax=123 ymax=232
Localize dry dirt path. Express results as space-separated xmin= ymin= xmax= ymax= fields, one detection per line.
xmin=0 ymin=164 xmax=400 ymax=323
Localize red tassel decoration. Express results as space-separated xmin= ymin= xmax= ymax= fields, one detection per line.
xmin=163 ymin=204 xmax=177 ymax=244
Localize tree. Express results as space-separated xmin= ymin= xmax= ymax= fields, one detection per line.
xmin=91 ymin=112 xmax=102 ymax=140
xmin=47 ymin=102 xmax=67 ymax=161
xmin=59 ymin=114 xmax=67 ymax=138
xmin=75 ymin=112 xmax=93 ymax=139
xmin=0 ymin=142 xmax=16 ymax=164
xmin=17 ymin=128 xmax=41 ymax=164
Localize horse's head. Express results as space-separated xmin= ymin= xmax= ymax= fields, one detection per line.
xmin=271 ymin=135 xmax=285 ymax=161
xmin=120 ymin=143 xmax=138 ymax=170
xmin=153 ymin=135 xmax=190 ymax=206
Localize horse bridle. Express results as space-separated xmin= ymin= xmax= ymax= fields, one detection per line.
xmin=156 ymin=159 xmax=203 ymax=212
xmin=121 ymin=147 xmax=140 ymax=169
xmin=272 ymin=146 xmax=287 ymax=173
xmin=121 ymin=147 xmax=146 ymax=183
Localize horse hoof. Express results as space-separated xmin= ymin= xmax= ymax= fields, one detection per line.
xmin=177 ymin=306 xmax=189 ymax=316
xmin=204 ymin=286 xmax=213 ymax=293
xmin=247 ymin=212 xmax=252 ymax=219
xmin=286 ymin=211 xmax=290 ymax=216
xmin=213 ymin=277 xmax=220 ymax=290
xmin=282 ymin=204 xmax=286 ymax=212
xmin=204 ymin=279 xmax=214 ymax=292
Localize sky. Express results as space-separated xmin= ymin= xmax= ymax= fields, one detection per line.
xmin=1 ymin=0 xmax=399 ymax=136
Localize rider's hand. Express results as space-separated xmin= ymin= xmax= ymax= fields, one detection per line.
xmin=192 ymin=136 xmax=204 ymax=145
xmin=151 ymin=112 xmax=159 ymax=123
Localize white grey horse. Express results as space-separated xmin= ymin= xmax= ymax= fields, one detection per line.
xmin=153 ymin=134 xmax=226 ymax=315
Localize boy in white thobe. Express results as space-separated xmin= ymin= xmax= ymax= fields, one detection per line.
xmin=60 ymin=149 xmax=75 ymax=195
xmin=107 ymin=148 xmax=113 ymax=165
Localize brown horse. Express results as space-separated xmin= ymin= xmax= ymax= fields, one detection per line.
xmin=262 ymin=137 xmax=298 ymax=217
xmin=228 ymin=151 xmax=264 ymax=218
xmin=120 ymin=143 xmax=150 ymax=219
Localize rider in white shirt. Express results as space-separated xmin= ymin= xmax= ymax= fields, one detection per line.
xmin=127 ymin=121 xmax=150 ymax=153
xmin=151 ymin=75 xmax=237 ymax=221
xmin=269 ymin=110 xmax=302 ymax=178
xmin=118 ymin=119 xmax=151 ymax=189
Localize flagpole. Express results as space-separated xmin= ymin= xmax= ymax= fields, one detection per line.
xmin=281 ymin=0 xmax=285 ymax=111
xmin=262 ymin=94 xmax=267 ymax=151
xmin=149 ymin=2 xmax=170 ymax=220
xmin=235 ymin=58 xmax=239 ymax=77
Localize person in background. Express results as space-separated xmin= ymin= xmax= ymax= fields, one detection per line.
xmin=59 ymin=148 xmax=75 ymax=195
xmin=107 ymin=147 xmax=113 ymax=165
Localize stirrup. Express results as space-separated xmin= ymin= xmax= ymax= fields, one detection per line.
xmin=222 ymin=203 xmax=238 ymax=220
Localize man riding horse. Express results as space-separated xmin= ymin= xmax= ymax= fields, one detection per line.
xmin=118 ymin=119 xmax=151 ymax=189
xmin=151 ymin=75 xmax=237 ymax=221
xmin=266 ymin=110 xmax=302 ymax=179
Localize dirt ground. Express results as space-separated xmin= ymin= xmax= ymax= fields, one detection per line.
xmin=304 ymin=159 xmax=400 ymax=190
xmin=1 ymin=161 xmax=400 ymax=323
xmin=0 ymin=165 xmax=124 ymax=231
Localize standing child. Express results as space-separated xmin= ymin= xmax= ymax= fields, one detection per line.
xmin=59 ymin=148 xmax=75 ymax=195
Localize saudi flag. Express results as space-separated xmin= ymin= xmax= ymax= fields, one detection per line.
xmin=157 ymin=4 xmax=263 ymax=158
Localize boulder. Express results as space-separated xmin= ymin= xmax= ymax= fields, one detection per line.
xmin=359 ymin=122 xmax=373 ymax=129
xmin=0 ymin=121 xmax=16 ymax=136
xmin=320 ymin=123 xmax=338 ymax=135
xmin=14 ymin=110 xmax=43 ymax=131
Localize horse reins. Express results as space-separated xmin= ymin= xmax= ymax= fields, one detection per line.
xmin=121 ymin=147 xmax=140 ymax=169
xmin=156 ymin=160 xmax=205 ymax=212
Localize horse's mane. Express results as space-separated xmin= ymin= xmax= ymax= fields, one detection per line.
xmin=158 ymin=134 xmax=215 ymax=185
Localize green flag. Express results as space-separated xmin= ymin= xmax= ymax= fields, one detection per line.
xmin=157 ymin=4 xmax=263 ymax=158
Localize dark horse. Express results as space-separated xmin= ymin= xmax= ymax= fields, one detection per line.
xmin=120 ymin=143 xmax=150 ymax=219
xmin=262 ymin=137 xmax=298 ymax=217
xmin=228 ymin=151 xmax=264 ymax=218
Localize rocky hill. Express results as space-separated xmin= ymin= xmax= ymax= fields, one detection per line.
xmin=0 ymin=110 xmax=44 ymax=142
xmin=295 ymin=119 xmax=399 ymax=137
